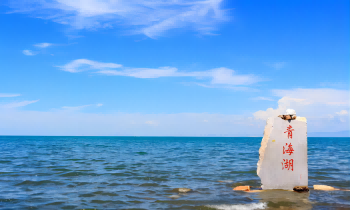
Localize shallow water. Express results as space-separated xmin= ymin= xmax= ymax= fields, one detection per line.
xmin=0 ymin=136 xmax=349 ymax=209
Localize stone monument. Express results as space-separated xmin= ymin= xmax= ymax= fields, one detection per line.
xmin=257 ymin=109 xmax=308 ymax=190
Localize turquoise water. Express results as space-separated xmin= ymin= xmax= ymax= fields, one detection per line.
xmin=0 ymin=136 xmax=349 ymax=209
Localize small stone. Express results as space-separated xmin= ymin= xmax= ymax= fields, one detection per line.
xmin=172 ymin=188 xmax=192 ymax=193
xmin=284 ymin=115 xmax=292 ymax=120
xmin=233 ymin=186 xmax=250 ymax=191
xmin=293 ymin=186 xmax=309 ymax=192
xmin=314 ymin=185 xmax=337 ymax=191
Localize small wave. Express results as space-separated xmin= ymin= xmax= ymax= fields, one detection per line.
xmin=217 ymin=180 xmax=234 ymax=183
xmin=15 ymin=180 xmax=64 ymax=186
xmin=206 ymin=202 xmax=267 ymax=210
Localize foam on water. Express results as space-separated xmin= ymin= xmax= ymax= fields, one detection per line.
xmin=207 ymin=202 xmax=267 ymax=210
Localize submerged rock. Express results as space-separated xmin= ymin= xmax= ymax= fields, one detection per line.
xmin=168 ymin=195 xmax=181 ymax=199
xmin=217 ymin=180 xmax=234 ymax=183
xmin=172 ymin=188 xmax=192 ymax=193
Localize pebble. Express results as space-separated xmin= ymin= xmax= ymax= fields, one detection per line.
xmin=293 ymin=186 xmax=309 ymax=192
xmin=233 ymin=186 xmax=250 ymax=191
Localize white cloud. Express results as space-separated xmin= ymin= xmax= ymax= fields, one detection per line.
xmin=252 ymin=97 xmax=274 ymax=101
xmin=22 ymin=50 xmax=36 ymax=56
xmin=97 ymin=67 xmax=178 ymax=78
xmin=34 ymin=43 xmax=53 ymax=48
xmin=58 ymin=59 xmax=122 ymax=73
xmin=0 ymin=93 xmax=21 ymax=97
xmin=7 ymin=0 xmax=228 ymax=38
xmin=264 ymin=62 xmax=286 ymax=70
xmin=97 ymin=103 xmax=103 ymax=107
xmin=334 ymin=110 xmax=349 ymax=123
xmin=336 ymin=110 xmax=348 ymax=116
xmin=1 ymin=100 xmax=39 ymax=108
xmin=59 ymin=59 xmax=261 ymax=87
xmin=272 ymin=88 xmax=349 ymax=106
xmin=253 ymin=97 xmax=299 ymax=121
xmin=254 ymin=88 xmax=350 ymax=121
xmin=253 ymin=88 xmax=350 ymax=132
xmin=209 ymin=68 xmax=259 ymax=85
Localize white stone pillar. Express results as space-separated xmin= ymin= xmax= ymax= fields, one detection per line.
xmin=257 ymin=110 xmax=308 ymax=190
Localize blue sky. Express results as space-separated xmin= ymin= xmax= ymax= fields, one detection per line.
xmin=0 ymin=0 xmax=349 ymax=136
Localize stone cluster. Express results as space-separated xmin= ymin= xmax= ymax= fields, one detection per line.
xmin=278 ymin=115 xmax=297 ymax=120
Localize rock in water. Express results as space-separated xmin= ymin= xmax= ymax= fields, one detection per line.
xmin=257 ymin=115 xmax=308 ymax=190
xmin=169 ymin=195 xmax=181 ymax=199
xmin=313 ymin=185 xmax=336 ymax=191
xmin=172 ymin=188 xmax=192 ymax=193
xmin=233 ymin=186 xmax=250 ymax=191
xmin=293 ymin=186 xmax=309 ymax=192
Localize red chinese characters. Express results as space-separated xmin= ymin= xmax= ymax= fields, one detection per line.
xmin=281 ymin=159 xmax=294 ymax=171
xmin=283 ymin=143 xmax=294 ymax=155
xmin=284 ymin=125 xmax=294 ymax=139
xmin=282 ymin=125 xmax=295 ymax=171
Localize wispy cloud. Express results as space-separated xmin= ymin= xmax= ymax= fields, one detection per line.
xmin=61 ymin=103 xmax=103 ymax=111
xmin=336 ymin=110 xmax=348 ymax=116
xmin=0 ymin=110 xmax=261 ymax=136
xmin=272 ymin=88 xmax=349 ymax=106
xmin=62 ymin=104 xmax=91 ymax=111
xmin=6 ymin=0 xmax=228 ymax=38
xmin=252 ymin=97 xmax=274 ymax=101
xmin=58 ymin=59 xmax=122 ymax=73
xmin=264 ymin=62 xmax=286 ymax=70
xmin=1 ymin=100 xmax=39 ymax=108
xmin=253 ymin=88 xmax=350 ymax=122
xmin=334 ymin=110 xmax=349 ymax=123
xmin=22 ymin=50 xmax=36 ymax=56
xmin=66 ymin=35 xmax=84 ymax=39
xmin=145 ymin=120 xmax=158 ymax=126
xmin=320 ymin=82 xmax=348 ymax=89
xmin=190 ymin=83 xmax=260 ymax=91
xmin=34 ymin=43 xmax=53 ymax=48
xmin=58 ymin=59 xmax=262 ymax=87
xmin=0 ymin=93 xmax=21 ymax=97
